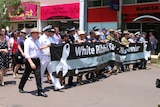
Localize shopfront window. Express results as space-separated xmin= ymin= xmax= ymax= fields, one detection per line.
xmin=123 ymin=0 xmax=159 ymax=4
xmin=103 ymin=0 xmax=110 ymax=6
xmin=88 ymin=0 xmax=101 ymax=7
xmin=48 ymin=20 xmax=79 ymax=31
xmin=88 ymin=0 xmax=110 ymax=7
xmin=126 ymin=23 xmax=141 ymax=32
xmin=137 ymin=0 xmax=159 ymax=3
xmin=123 ymin=0 xmax=136 ymax=4
xmin=18 ymin=22 xmax=37 ymax=31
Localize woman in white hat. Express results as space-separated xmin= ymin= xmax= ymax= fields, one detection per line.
xmin=121 ymin=30 xmax=130 ymax=71
xmin=121 ymin=30 xmax=130 ymax=47
xmin=107 ymin=28 xmax=115 ymax=41
xmin=76 ymin=30 xmax=87 ymax=43
xmin=76 ymin=30 xmax=87 ymax=85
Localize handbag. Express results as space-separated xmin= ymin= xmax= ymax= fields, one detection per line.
xmin=156 ymin=79 xmax=160 ymax=88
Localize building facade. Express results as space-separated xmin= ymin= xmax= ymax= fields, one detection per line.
xmin=87 ymin=0 xmax=160 ymax=53
xmin=10 ymin=0 xmax=160 ymax=45
xmin=11 ymin=0 xmax=79 ymax=31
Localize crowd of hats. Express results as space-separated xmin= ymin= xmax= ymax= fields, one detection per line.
xmin=92 ymin=26 xmax=147 ymax=36
xmin=27 ymin=25 xmax=147 ymax=37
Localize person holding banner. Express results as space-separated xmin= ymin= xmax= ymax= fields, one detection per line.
xmin=18 ymin=28 xmax=47 ymax=97
xmin=128 ymin=33 xmax=139 ymax=70
xmin=85 ymin=30 xmax=98 ymax=81
xmin=39 ymin=25 xmax=64 ymax=91
xmin=121 ymin=30 xmax=130 ymax=71
xmin=133 ymin=31 xmax=141 ymax=70
xmin=100 ymin=28 xmax=107 ymax=41
xmin=134 ymin=31 xmax=141 ymax=42
xmin=114 ymin=30 xmax=125 ymax=73
xmin=88 ymin=30 xmax=96 ymax=43
xmin=107 ymin=28 xmax=115 ymax=41
xmin=76 ymin=30 xmax=88 ymax=85
xmin=67 ymin=26 xmax=76 ymax=87
xmin=52 ymin=27 xmax=62 ymax=44
xmin=121 ymin=30 xmax=130 ymax=47
xmin=106 ymin=28 xmax=117 ymax=74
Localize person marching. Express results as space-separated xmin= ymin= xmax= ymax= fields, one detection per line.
xmin=39 ymin=25 xmax=64 ymax=91
xmin=0 ymin=31 xmax=9 ymax=86
xmin=13 ymin=29 xmax=26 ymax=78
xmin=18 ymin=28 xmax=47 ymax=97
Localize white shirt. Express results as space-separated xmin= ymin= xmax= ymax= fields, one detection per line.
xmin=100 ymin=32 xmax=106 ymax=40
xmin=128 ymin=38 xmax=135 ymax=43
xmin=39 ymin=34 xmax=51 ymax=56
xmin=24 ymin=37 xmax=40 ymax=59
xmin=139 ymin=37 xmax=146 ymax=43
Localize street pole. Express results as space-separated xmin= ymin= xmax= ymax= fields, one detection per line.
xmin=37 ymin=18 xmax=41 ymax=32
xmin=79 ymin=0 xmax=87 ymax=31
xmin=117 ymin=0 xmax=122 ymax=29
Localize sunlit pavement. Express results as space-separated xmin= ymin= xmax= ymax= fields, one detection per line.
xmin=0 ymin=64 xmax=160 ymax=107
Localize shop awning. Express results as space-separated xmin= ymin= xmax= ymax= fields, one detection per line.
xmin=41 ymin=3 xmax=79 ymax=20
xmin=133 ymin=15 xmax=160 ymax=22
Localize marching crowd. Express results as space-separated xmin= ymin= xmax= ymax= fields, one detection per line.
xmin=0 ymin=25 xmax=158 ymax=97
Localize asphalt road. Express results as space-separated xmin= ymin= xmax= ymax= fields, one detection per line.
xmin=0 ymin=64 xmax=160 ymax=107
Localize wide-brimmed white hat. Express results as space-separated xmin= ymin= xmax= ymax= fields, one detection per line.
xmin=109 ymin=28 xmax=115 ymax=32
xmin=123 ymin=30 xmax=130 ymax=34
xmin=78 ymin=30 xmax=85 ymax=35
xmin=20 ymin=28 xmax=27 ymax=34
xmin=30 ymin=28 xmax=39 ymax=33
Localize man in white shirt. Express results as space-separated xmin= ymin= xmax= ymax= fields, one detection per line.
xmin=39 ymin=25 xmax=64 ymax=91
xmin=18 ymin=28 xmax=47 ymax=97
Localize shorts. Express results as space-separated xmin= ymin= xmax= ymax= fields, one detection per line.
xmin=15 ymin=54 xmax=25 ymax=64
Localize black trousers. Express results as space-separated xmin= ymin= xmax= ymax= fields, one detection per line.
xmin=19 ymin=58 xmax=42 ymax=92
xmin=12 ymin=54 xmax=16 ymax=71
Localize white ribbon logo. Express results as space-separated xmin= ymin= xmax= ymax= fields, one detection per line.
xmin=56 ymin=43 xmax=70 ymax=77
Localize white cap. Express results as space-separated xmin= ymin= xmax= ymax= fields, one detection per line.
xmin=95 ymin=31 xmax=101 ymax=36
xmin=134 ymin=31 xmax=141 ymax=35
xmin=20 ymin=28 xmax=27 ymax=34
xmin=115 ymin=29 xmax=122 ymax=34
xmin=42 ymin=25 xmax=52 ymax=32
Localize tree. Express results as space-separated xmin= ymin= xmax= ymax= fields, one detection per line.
xmin=0 ymin=0 xmax=24 ymax=28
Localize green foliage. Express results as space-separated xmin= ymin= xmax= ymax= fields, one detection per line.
xmin=156 ymin=60 xmax=160 ymax=65
xmin=0 ymin=0 xmax=24 ymax=28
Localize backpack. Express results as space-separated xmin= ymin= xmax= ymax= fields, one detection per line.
xmin=156 ymin=78 xmax=160 ymax=88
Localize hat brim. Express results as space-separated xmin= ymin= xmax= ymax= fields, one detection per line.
xmin=123 ymin=32 xmax=129 ymax=34
xmin=31 ymin=31 xmax=39 ymax=33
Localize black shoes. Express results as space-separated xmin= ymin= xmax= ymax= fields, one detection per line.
xmin=36 ymin=92 xmax=48 ymax=97
xmin=19 ymin=89 xmax=25 ymax=93
xmin=19 ymin=88 xmax=47 ymax=97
